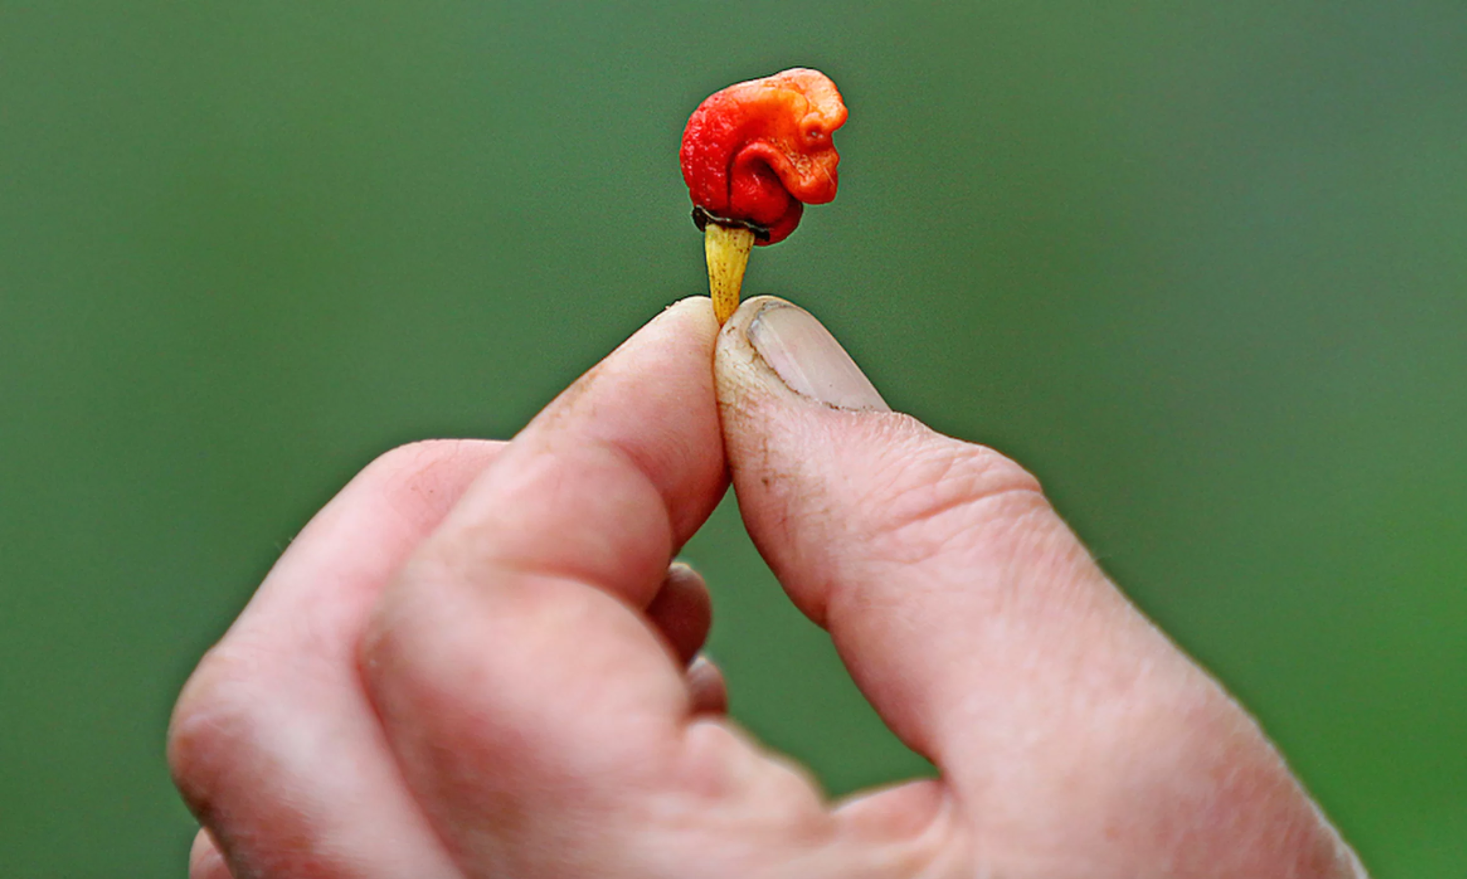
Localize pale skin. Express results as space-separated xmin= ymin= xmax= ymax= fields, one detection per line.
xmin=168 ymin=296 xmax=1367 ymax=878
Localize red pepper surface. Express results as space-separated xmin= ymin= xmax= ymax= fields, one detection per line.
xmin=680 ymin=68 xmax=848 ymax=246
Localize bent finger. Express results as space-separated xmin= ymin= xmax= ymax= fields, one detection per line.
xmin=647 ymin=562 xmax=714 ymax=665
xmin=364 ymin=299 xmax=946 ymax=878
xmin=363 ymin=298 xmax=730 ymax=874
xmin=686 ymin=655 xmax=728 ymax=714
xmin=189 ymin=829 xmax=232 ymax=879
xmin=168 ymin=439 xmax=504 ymax=878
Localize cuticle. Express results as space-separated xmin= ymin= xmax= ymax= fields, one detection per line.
xmin=747 ymin=300 xmax=790 ymax=335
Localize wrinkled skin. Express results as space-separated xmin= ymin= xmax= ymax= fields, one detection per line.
xmin=681 ymin=68 xmax=847 ymax=245
xmin=168 ymin=298 xmax=1368 ymax=879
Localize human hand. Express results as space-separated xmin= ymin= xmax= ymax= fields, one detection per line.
xmin=169 ymin=297 xmax=1365 ymax=878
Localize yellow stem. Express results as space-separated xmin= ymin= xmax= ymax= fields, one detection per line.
xmin=704 ymin=224 xmax=756 ymax=325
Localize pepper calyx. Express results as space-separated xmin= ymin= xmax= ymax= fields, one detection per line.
xmin=691 ymin=206 xmax=772 ymax=243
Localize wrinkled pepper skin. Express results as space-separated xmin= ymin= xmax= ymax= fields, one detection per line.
xmin=680 ymin=68 xmax=847 ymax=245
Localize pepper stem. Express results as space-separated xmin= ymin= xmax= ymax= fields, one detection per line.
xmin=704 ymin=223 xmax=756 ymax=325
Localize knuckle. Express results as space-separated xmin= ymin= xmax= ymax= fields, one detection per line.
xmin=356 ymin=438 xmax=500 ymax=530
xmin=166 ymin=640 xmax=271 ymax=818
xmin=860 ymin=432 xmax=1050 ymax=564
xmin=364 ymin=437 xmax=480 ymax=492
xmin=364 ymin=438 xmax=465 ymax=476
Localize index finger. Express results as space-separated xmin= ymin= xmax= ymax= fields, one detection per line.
xmin=361 ymin=298 xmax=733 ymax=869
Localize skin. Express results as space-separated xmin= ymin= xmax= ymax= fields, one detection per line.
xmin=168 ymin=297 xmax=1367 ymax=878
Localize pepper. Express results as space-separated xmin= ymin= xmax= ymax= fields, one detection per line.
xmin=680 ymin=68 xmax=848 ymax=323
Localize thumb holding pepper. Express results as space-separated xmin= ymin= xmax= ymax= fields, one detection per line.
xmin=714 ymin=296 xmax=1367 ymax=878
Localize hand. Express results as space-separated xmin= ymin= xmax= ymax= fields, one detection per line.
xmin=169 ymin=297 xmax=1365 ymax=878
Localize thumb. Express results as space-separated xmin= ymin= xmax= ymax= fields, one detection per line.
xmin=714 ymin=296 xmax=1365 ymax=878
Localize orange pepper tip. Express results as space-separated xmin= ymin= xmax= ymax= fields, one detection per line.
xmin=680 ymin=67 xmax=848 ymax=246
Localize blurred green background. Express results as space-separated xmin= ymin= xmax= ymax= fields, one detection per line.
xmin=2 ymin=1 xmax=1463 ymax=875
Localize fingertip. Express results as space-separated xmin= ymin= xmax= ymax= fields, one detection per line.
xmin=514 ymin=295 xmax=727 ymax=546
xmin=687 ymin=655 xmax=728 ymax=714
xmin=647 ymin=295 xmax=720 ymax=362
xmin=716 ymin=296 xmax=889 ymax=413
xmin=668 ymin=294 xmax=719 ymax=327
xmin=721 ymin=294 xmax=790 ymax=331
xmin=714 ymin=295 xmax=793 ymax=409
xmin=189 ymin=828 xmax=232 ymax=879
xmin=647 ymin=562 xmax=714 ymax=665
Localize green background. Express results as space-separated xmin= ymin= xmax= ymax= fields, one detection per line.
xmin=3 ymin=2 xmax=1463 ymax=875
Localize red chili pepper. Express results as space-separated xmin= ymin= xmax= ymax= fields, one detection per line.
xmin=680 ymin=68 xmax=848 ymax=246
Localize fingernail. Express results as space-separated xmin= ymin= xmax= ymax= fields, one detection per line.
xmin=746 ymin=302 xmax=890 ymax=411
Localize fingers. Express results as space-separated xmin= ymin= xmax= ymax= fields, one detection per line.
xmin=175 ymin=559 xmax=719 ymax=879
xmin=686 ymin=655 xmax=728 ymax=714
xmin=646 ymin=563 xmax=724 ymax=713
xmin=648 ymin=562 xmax=724 ymax=713
xmin=360 ymin=297 xmax=738 ymax=873
xmin=168 ymin=439 xmax=505 ymax=878
xmin=648 ymin=562 xmax=714 ymax=665
xmin=189 ymin=829 xmax=232 ymax=879
xmin=715 ymin=297 xmax=1364 ymax=877
xmin=364 ymin=298 xmax=952 ymax=878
